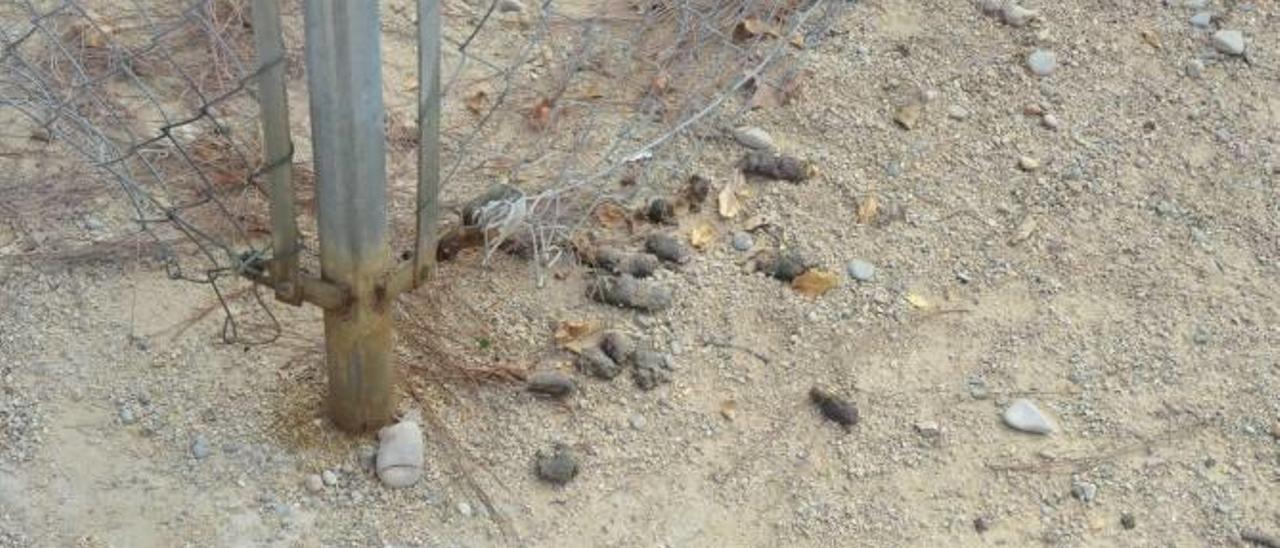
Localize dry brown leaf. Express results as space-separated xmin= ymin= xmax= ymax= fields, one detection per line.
xmin=720 ymin=399 xmax=738 ymax=421
xmin=465 ymin=90 xmax=489 ymax=115
xmin=748 ymin=70 xmax=809 ymax=110
xmin=1139 ymin=29 xmax=1162 ymax=50
xmin=718 ymin=171 xmax=745 ymax=219
xmin=856 ymin=195 xmax=880 ymax=224
xmin=593 ymin=202 xmax=629 ymax=229
xmin=791 ymin=269 xmax=840 ymax=297
xmin=733 ymin=18 xmax=776 ymax=42
xmin=649 ymin=69 xmax=671 ymax=96
xmin=905 ymin=292 xmax=931 ymax=309
xmin=528 ymin=97 xmax=554 ymax=131
xmin=689 ymin=222 xmax=716 ymax=250
xmin=553 ymin=319 xmax=597 ymax=353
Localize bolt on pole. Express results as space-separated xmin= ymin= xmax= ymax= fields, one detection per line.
xmin=303 ymin=0 xmax=396 ymax=432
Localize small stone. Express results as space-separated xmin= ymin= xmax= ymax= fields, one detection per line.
xmin=1026 ymin=50 xmax=1057 ymax=76
xmin=758 ymin=252 xmax=808 ymax=282
xmin=1192 ymin=327 xmax=1211 ymax=345
xmin=191 ymin=435 xmax=211 ymax=460
xmin=947 ymin=105 xmax=970 ymax=120
xmin=376 ymin=421 xmax=424 ymax=488
xmin=1072 ymin=480 xmax=1098 ymax=503
xmin=1212 ymin=30 xmax=1245 ymax=56
xmin=119 ymin=406 xmax=137 ymax=425
xmin=631 ymin=350 xmax=673 ymax=391
xmin=845 ymin=259 xmax=876 ymax=282
xmin=628 ymin=414 xmax=647 ymax=430
xmin=1002 ymin=399 xmax=1057 ymax=435
xmin=576 ymin=346 xmax=624 ymax=380
xmin=1186 ymin=59 xmax=1205 ymax=78
xmin=1001 ymin=3 xmax=1038 ymax=27
xmin=599 ymin=331 xmax=636 ymax=366
xmin=914 ymin=421 xmax=941 ymax=437
xmin=731 ymin=231 xmax=754 ymax=252
xmin=1018 ymin=156 xmax=1041 ymax=172
xmin=526 ymin=370 xmax=575 ymax=398
xmin=1121 ymin=513 xmax=1136 ymax=530
xmin=83 ymin=216 xmax=105 ymax=231
xmin=496 ymin=0 xmax=524 ymax=13
xmin=1042 ymin=114 xmax=1060 ymax=130
xmin=731 ymin=126 xmax=776 ymax=151
xmin=646 ymin=198 xmax=675 ymax=224
xmin=1189 ymin=12 xmax=1212 ymax=28
xmin=809 ymin=387 xmax=859 ymax=430
xmin=885 ymin=160 xmax=904 ymax=177
xmin=1023 ymin=103 xmax=1044 ymax=116
xmin=974 ymin=515 xmax=992 ymax=533
xmin=645 ymin=233 xmax=692 ymax=264
xmin=351 ymin=491 xmax=364 ymax=504
xmin=967 ymin=376 xmax=990 ymax=400
xmin=322 ymin=470 xmax=339 ymax=487
xmin=304 ymin=474 xmax=324 ymax=494
xmin=535 ymin=443 xmax=579 ymax=485
xmin=457 ymin=502 xmax=473 ymax=517
xmin=893 ymin=102 xmax=924 ymax=130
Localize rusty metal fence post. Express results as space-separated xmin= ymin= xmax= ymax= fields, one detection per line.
xmin=302 ymin=0 xmax=396 ymax=432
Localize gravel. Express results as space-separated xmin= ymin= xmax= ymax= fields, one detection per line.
xmin=845 ymin=259 xmax=875 ymax=282
xmin=731 ymin=231 xmax=754 ymax=252
xmin=305 ymin=474 xmax=324 ymax=493
xmin=631 ymin=350 xmax=673 ymax=390
xmin=1027 ymin=50 xmax=1057 ymax=76
xmin=731 ymin=126 xmax=776 ymax=151
xmin=576 ymin=346 xmax=624 ymax=380
xmin=535 ymin=443 xmax=579 ymax=485
xmin=526 ymin=370 xmax=576 ymax=398
xmin=1189 ymin=12 xmax=1212 ymax=29
xmin=119 ymin=406 xmax=136 ymax=425
xmin=322 ymin=470 xmax=339 ymax=487
xmin=1212 ymin=30 xmax=1245 ymax=55
xmin=191 ymin=435 xmax=211 ymax=460
xmin=1072 ymin=480 xmax=1098 ymax=503
xmin=1002 ymin=399 xmax=1056 ymax=435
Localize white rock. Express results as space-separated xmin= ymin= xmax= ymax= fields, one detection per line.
xmin=1027 ymin=50 xmax=1057 ymax=76
xmin=1189 ymin=12 xmax=1212 ymax=29
xmin=304 ymin=474 xmax=324 ymax=493
xmin=1212 ymin=30 xmax=1245 ymax=56
xmin=321 ymin=470 xmax=338 ymax=487
xmin=1042 ymin=114 xmax=1060 ymax=130
xmin=731 ymin=126 xmax=776 ymax=151
xmin=947 ymin=105 xmax=970 ymax=120
xmin=1002 ymin=399 xmax=1057 ymax=434
xmin=376 ymin=421 xmax=424 ymax=488
xmin=1018 ymin=156 xmax=1041 ymax=171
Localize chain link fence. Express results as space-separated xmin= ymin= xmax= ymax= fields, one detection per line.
xmin=1 ymin=0 xmax=844 ymax=343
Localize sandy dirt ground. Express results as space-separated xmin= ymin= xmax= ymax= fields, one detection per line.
xmin=2 ymin=0 xmax=1279 ymax=546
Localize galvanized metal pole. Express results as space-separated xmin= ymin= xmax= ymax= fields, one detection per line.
xmin=413 ymin=0 xmax=442 ymax=286
xmin=303 ymin=0 xmax=396 ymax=432
xmin=251 ymin=0 xmax=301 ymax=305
